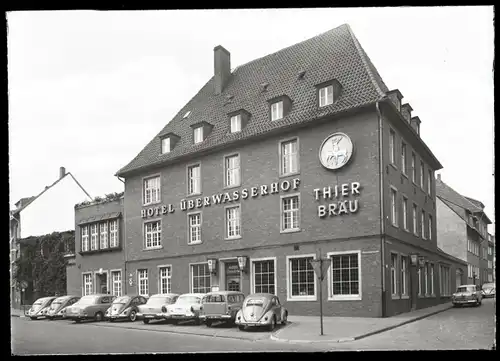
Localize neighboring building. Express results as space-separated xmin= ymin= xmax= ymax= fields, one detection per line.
xmin=435 ymin=175 xmax=492 ymax=286
xmin=115 ymin=24 xmax=465 ymax=317
xmin=10 ymin=167 xmax=92 ymax=308
xmin=487 ymin=233 xmax=495 ymax=283
xmin=66 ymin=193 xmax=125 ymax=298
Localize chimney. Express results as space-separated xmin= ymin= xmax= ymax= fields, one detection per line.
xmin=410 ymin=116 xmax=421 ymax=135
xmin=437 ymin=173 xmax=441 ymax=181
xmin=214 ymin=45 xmax=231 ymax=95
xmin=59 ymin=167 xmax=66 ymax=179
xmin=401 ymin=103 xmax=413 ymax=123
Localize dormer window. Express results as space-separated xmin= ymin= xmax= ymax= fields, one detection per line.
xmin=159 ymin=132 xmax=180 ymax=154
xmin=230 ymin=115 xmax=241 ymax=133
xmin=193 ymin=126 xmax=203 ymax=144
xmin=161 ymin=137 xmax=171 ymax=154
xmin=319 ymin=85 xmax=334 ymax=107
xmin=271 ymin=101 xmax=283 ymax=121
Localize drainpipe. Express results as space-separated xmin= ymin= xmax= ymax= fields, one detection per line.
xmin=376 ymin=101 xmax=387 ymax=317
xmin=116 ymin=175 xmax=126 ymax=295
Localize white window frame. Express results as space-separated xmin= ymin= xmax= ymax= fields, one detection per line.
xmin=90 ymin=224 xmax=98 ymax=251
xmin=189 ymin=262 xmax=211 ymax=294
xmin=421 ymin=210 xmax=426 ymax=240
xmin=271 ymin=101 xmax=284 ymax=121
xmin=327 ymin=250 xmax=362 ymax=301
xmin=188 ymin=212 xmax=202 ymax=245
xmin=143 ymin=175 xmax=161 ymax=206
xmin=319 ymin=85 xmax=334 ymax=107
xmin=137 ymin=269 xmax=149 ymax=297
xmin=144 ymin=220 xmax=162 ymax=250
xmin=427 ymin=169 xmax=432 ymax=195
xmin=99 ymin=222 xmax=108 ymax=249
xmin=158 ymin=265 xmax=172 ymax=294
xmin=428 ymin=214 xmax=433 ymax=241
xmin=230 ymin=115 xmax=242 ymax=133
xmin=225 ymin=205 xmax=241 ymax=240
xmin=286 ymin=254 xmax=318 ymax=302
xmin=161 ymin=137 xmax=171 ymax=154
xmin=412 ymin=203 xmax=418 ymax=236
xmin=411 ymin=153 xmax=416 ymax=183
xmin=82 ymin=272 xmax=93 ymax=296
xmin=250 ymin=257 xmax=277 ymax=295
xmin=488 ymin=260 xmax=493 ymax=269
xmin=420 ymin=161 xmax=425 ymax=189
xmin=389 ymin=129 xmax=396 ymax=165
xmin=81 ymin=226 xmax=89 ymax=252
xmin=402 ymin=196 xmax=408 ymax=231
xmin=110 ymin=269 xmax=122 ymax=297
xmin=430 ymin=263 xmax=435 ymax=296
xmin=187 ymin=163 xmax=201 ymax=195
xmin=390 ymin=186 xmax=398 ymax=227
xmin=418 ymin=267 xmax=423 ymax=296
xmin=224 ymin=154 xmax=241 ymax=188
xmin=401 ymin=141 xmax=407 ymax=175
xmin=280 ymin=193 xmax=301 ymax=233
xmin=424 ymin=263 xmax=429 ymax=296
xmin=109 ymin=219 xmax=119 ymax=248
xmin=279 ymin=137 xmax=299 ymax=176
xmin=400 ymin=254 xmax=409 ymax=298
xmin=193 ymin=126 xmax=204 ymax=144
xmin=390 ymin=253 xmax=398 ymax=298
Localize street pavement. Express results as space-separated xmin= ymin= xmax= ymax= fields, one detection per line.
xmin=11 ymin=298 xmax=495 ymax=354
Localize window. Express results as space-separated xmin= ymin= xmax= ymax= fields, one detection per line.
xmin=83 ymin=273 xmax=93 ymax=296
xmin=412 ymin=203 xmax=418 ymax=236
xmin=224 ymin=154 xmax=240 ymax=188
xmin=488 ymin=260 xmax=493 ymax=269
xmin=420 ymin=161 xmax=425 ymax=189
xmin=230 ymin=115 xmax=241 ymax=133
xmin=161 ymin=137 xmax=171 ymax=154
xmin=424 ymin=263 xmax=429 ymax=296
xmin=109 ymin=220 xmax=119 ymax=248
xmin=411 ymin=153 xmax=416 ymax=183
xmin=439 ymin=265 xmax=451 ymax=296
xmin=430 ymin=264 xmax=435 ymax=295
xmin=143 ymin=176 xmax=161 ymax=205
xmin=191 ymin=264 xmax=211 ymax=293
xmin=99 ymin=222 xmax=108 ymax=249
xmin=188 ymin=213 xmax=202 ymax=244
xmin=402 ymin=196 xmax=408 ymax=231
xmin=421 ymin=210 xmax=426 ymax=239
xmin=319 ymin=85 xmax=334 ymax=107
xmin=138 ymin=269 xmax=149 ymax=297
xmin=159 ymin=266 xmax=172 ymax=294
xmin=401 ymin=142 xmax=407 ymax=174
xmin=389 ymin=129 xmax=396 ymax=165
xmin=427 ymin=169 xmax=432 ymax=195
xmin=280 ymin=138 xmax=299 ymax=175
xmin=225 ymin=206 xmax=241 ymax=239
xmin=281 ymin=195 xmax=300 ymax=232
xmin=488 ymin=274 xmax=493 ymax=282
xmin=187 ymin=164 xmax=201 ymax=195
xmin=144 ymin=221 xmax=162 ymax=249
xmin=401 ymin=256 xmax=408 ymax=296
xmin=270 ymin=101 xmax=284 ymax=121
xmin=329 ymin=252 xmax=361 ymax=300
xmin=390 ymin=187 xmax=398 ymax=226
xmin=90 ymin=224 xmax=98 ymax=251
xmin=428 ymin=215 xmax=433 ymax=241
xmin=193 ymin=126 xmax=203 ymax=144
xmin=468 ymin=264 xmax=472 ymax=278
xmin=288 ymin=256 xmax=316 ymax=300
xmin=111 ymin=271 xmax=122 ymax=297
xmin=418 ymin=267 xmax=423 ymax=296
xmin=391 ymin=253 xmax=398 ymax=296
xmin=81 ymin=226 xmax=89 ymax=252
xmin=489 ymin=246 xmax=493 ymax=256
xmin=252 ymin=259 xmax=276 ymax=294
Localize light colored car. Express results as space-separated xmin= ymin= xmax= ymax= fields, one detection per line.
xmin=105 ymin=295 xmax=148 ymax=322
xmin=65 ymin=294 xmax=116 ymax=323
xmin=235 ymin=293 xmax=288 ymax=332
xmin=166 ymin=293 xmax=206 ymax=325
xmin=452 ymin=284 xmax=483 ymax=307
xmin=137 ymin=293 xmax=179 ymax=324
xmin=481 ymin=283 xmax=496 ymax=298
xmin=26 ymin=296 xmax=57 ymax=320
xmin=199 ymin=291 xmax=245 ymax=327
xmin=46 ymin=295 xmax=81 ymax=320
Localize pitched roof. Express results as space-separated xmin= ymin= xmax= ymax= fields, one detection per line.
xmin=116 ymin=24 xmax=390 ymax=177
xmin=463 ymin=196 xmax=485 ymax=210
xmin=435 ymin=178 xmax=483 ymax=214
xmin=15 ymin=197 xmax=35 ymax=209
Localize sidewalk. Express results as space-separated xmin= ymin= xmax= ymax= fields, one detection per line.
xmin=270 ymin=302 xmax=453 ymax=343
xmin=11 ymin=307 xmax=29 ymax=318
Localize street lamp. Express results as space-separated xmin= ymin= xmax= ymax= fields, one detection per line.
xmin=237 ymin=256 xmax=248 ymax=293
xmin=207 ymin=258 xmax=218 ymax=275
xmin=308 ymin=248 xmax=330 ymax=336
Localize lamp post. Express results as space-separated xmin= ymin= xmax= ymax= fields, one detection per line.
xmin=237 ymin=256 xmax=248 ymax=292
xmin=308 ymin=249 xmax=330 ymax=336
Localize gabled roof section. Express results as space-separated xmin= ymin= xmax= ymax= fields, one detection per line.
xmin=435 ymin=178 xmax=483 ymax=214
xmin=463 ymin=196 xmax=485 ymax=210
xmin=116 ymin=24 xmax=389 ymax=177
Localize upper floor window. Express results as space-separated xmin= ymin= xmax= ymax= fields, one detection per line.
xmin=81 ymin=226 xmax=89 ymax=252
xmin=280 ymin=138 xmax=299 ymax=176
xmin=421 ymin=210 xmax=426 ymax=239
xmin=226 ymin=205 xmax=241 ymax=239
xmin=187 ymin=164 xmax=201 ymax=195
xmin=402 ymin=196 xmax=408 ymax=231
xmin=143 ymin=176 xmax=161 ymax=205
xmin=90 ymin=224 xmax=98 ymax=250
xmin=193 ymin=126 xmax=203 ymax=144
xmin=109 ymin=219 xmax=119 ymax=248
xmin=224 ymin=154 xmax=240 ymax=188
xmin=420 ymin=161 xmax=425 ymax=189
xmin=427 ymin=169 xmax=432 ymax=195
xmin=319 ymin=85 xmax=334 ymax=107
xmin=271 ymin=101 xmax=284 ymax=121
xmin=401 ymin=142 xmax=407 ymax=175
xmin=230 ymin=115 xmax=241 ymax=133
xmin=390 ymin=187 xmax=398 ymax=227
xmin=411 ymin=153 xmax=416 ymax=183
xmin=389 ymin=129 xmax=396 ymax=165
xmin=144 ymin=220 xmax=161 ymax=249
xmin=412 ymin=203 xmax=418 ymax=236
xmin=428 ymin=214 xmax=433 ymax=240
xmin=161 ymin=137 xmax=171 ymax=154
xmin=99 ymin=222 xmax=108 ymax=249
xmin=188 ymin=212 xmax=202 ymax=244
xmin=281 ymin=195 xmax=300 ymax=232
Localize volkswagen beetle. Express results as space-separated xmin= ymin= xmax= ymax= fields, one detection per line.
xmin=26 ymin=296 xmax=57 ymax=320
xmin=165 ymin=293 xmax=206 ymax=325
xmin=137 ymin=293 xmax=179 ymax=324
xmin=481 ymin=283 xmax=496 ymax=298
xmin=46 ymin=295 xmax=81 ymax=320
xmin=105 ymin=295 xmax=148 ymax=322
xmin=235 ymin=293 xmax=288 ymax=332
xmin=65 ymin=294 xmax=116 ymax=323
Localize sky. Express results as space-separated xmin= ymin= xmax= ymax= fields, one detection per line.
xmin=7 ymin=7 xmax=495 ymax=234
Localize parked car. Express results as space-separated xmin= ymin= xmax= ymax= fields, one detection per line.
xmin=481 ymin=283 xmax=496 ymax=298
xmin=26 ymin=296 xmax=57 ymax=320
xmin=137 ymin=293 xmax=179 ymax=324
xmin=105 ymin=295 xmax=148 ymax=322
xmin=165 ymin=293 xmax=206 ymax=325
xmin=235 ymin=293 xmax=288 ymax=331
xmin=199 ymin=291 xmax=245 ymax=327
xmin=65 ymin=294 xmax=116 ymax=323
xmin=46 ymin=295 xmax=81 ymax=320
xmin=452 ymin=284 xmax=483 ymax=307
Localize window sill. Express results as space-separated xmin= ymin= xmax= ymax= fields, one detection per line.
xmin=389 ymin=163 xmax=398 ymax=171
xmin=328 ymin=295 xmax=362 ymax=301
xmin=279 ymin=171 xmax=301 ymax=179
xmin=225 ymin=236 xmax=242 ymax=241
xmin=188 ymin=241 xmax=202 ymax=246
xmin=185 ymin=192 xmax=202 ymax=199
xmin=80 ymin=246 xmax=122 ymax=255
xmin=143 ymin=201 xmax=162 ymax=207
xmin=391 ymin=223 xmax=399 ymax=229
xmin=401 ymin=295 xmax=410 ymax=300
xmin=287 ymin=296 xmax=317 ymax=302
xmin=142 ymin=246 xmax=163 ymax=252
xmin=280 ymin=228 xmax=301 ymax=234
xmin=391 ymin=294 xmax=400 ymax=300
xmin=402 ymin=172 xmax=408 ymax=179
xmin=223 ymin=184 xmax=241 ymax=191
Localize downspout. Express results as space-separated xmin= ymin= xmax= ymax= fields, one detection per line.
xmin=116 ymin=175 xmax=126 ymax=295
xmin=376 ymin=101 xmax=387 ymax=317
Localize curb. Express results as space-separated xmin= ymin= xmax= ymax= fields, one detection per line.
xmin=269 ymin=305 xmax=454 ymax=344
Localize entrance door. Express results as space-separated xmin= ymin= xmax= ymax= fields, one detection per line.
xmin=225 ymin=262 xmax=240 ymax=291
xmin=96 ymin=273 xmax=108 ymax=294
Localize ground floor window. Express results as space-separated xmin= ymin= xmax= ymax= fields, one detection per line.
xmin=111 ymin=271 xmax=122 ymax=297
xmin=488 ymin=274 xmax=493 ymax=282
xmin=159 ymin=266 xmax=172 ymax=294
xmin=390 ymin=253 xmax=398 ymax=296
xmin=400 ymin=256 xmax=408 ymax=297
xmin=83 ymin=273 xmax=93 ymax=296
xmin=418 ymin=267 xmax=423 ymax=296
xmin=191 ymin=263 xmax=210 ymax=293
xmin=252 ymin=259 xmax=276 ymax=294
xmin=329 ymin=252 xmax=361 ymax=300
xmin=439 ymin=265 xmax=451 ymax=296
xmin=287 ymin=256 xmax=315 ymax=300
xmin=138 ymin=269 xmax=149 ymax=296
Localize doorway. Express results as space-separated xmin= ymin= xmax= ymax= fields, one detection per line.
xmin=225 ymin=262 xmax=241 ymax=292
xmin=95 ymin=272 xmax=108 ymax=294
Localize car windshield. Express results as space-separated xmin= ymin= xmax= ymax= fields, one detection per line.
xmin=76 ymin=296 xmax=99 ymax=305
xmin=246 ymin=298 xmax=265 ymax=306
xmin=49 ymin=301 xmax=63 ymax=309
xmin=177 ymin=296 xmax=201 ymax=304
xmin=482 ymin=283 xmax=495 ymax=289
xmin=456 ymin=286 xmax=475 ymax=293
xmin=205 ymin=295 xmax=225 ymax=303
xmin=147 ymin=296 xmax=169 ymax=305
xmin=113 ymin=296 xmax=131 ymax=304
xmin=33 ymin=299 xmax=48 ymax=306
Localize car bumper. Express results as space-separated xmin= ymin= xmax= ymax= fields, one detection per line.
xmin=235 ymin=319 xmax=271 ymax=326
xmin=453 ymin=299 xmax=478 ymax=304
xmin=66 ymin=315 xmax=92 ymax=320
xmin=169 ymin=314 xmax=197 ymax=320
xmin=105 ymin=314 xmax=129 ymax=320
xmin=137 ymin=313 xmax=165 ymax=320
xmin=200 ymin=315 xmax=233 ymax=321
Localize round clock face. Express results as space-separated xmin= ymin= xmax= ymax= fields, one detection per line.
xmin=319 ymin=132 xmax=354 ymax=170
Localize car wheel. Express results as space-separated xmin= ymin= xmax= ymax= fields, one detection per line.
xmin=172 ymin=320 xmax=179 ymax=325
xmin=238 ymin=325 xmax=245 ymax=331
xmin=109 ymin=319 xmax=114 ymax=323
xmin=75 ymin=319 xmax=81 ymax=323
xmin=267 ymin=316 xmax=276 ymax=332
xmin=143 ymin=319 xmax=150 ymax=324
xmin=129 ymin=310 xmax=137 ymax=322
xmin=30 ymin=317 xmax=37 ymax=321
xmin=206 ymin=320 xmax=212 ymax=328
xmin=281 ymin=311 xmax=288 ymax=325
xmin=95 ymin=312 xmax=104 ymax=322
xmin=195 ymin=318 xmax=202 ymax=325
